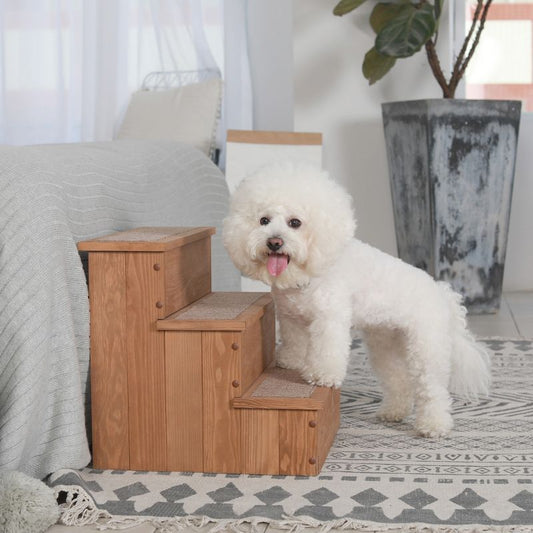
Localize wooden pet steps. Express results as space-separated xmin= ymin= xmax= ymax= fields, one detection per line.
xmin=79 ymin=227 xmax=340 ymax=476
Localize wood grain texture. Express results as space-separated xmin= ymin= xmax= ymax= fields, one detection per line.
xmin=88 ymin=252 xmax=129 ymax=469
xmin=126 ymin=252 xmax=167 ymax=471
xmin=227 ymin=129 xmax=322 ymax=146
xmin=165 ymin=331 xmax=203 ymax=472
xmin=279 ymin=410 xmax=318 ymax=476
xmin=202 ymin=331 xmax=242 ymax=473
xmin=232 ymin=396 xmax=326 ymax=410
xmin=316 ymin=388 xmax=340 ymax=471
xmin=164 ymin=237 xmax=211 ymax=316
xmin=78 ymin=226 xmax=215 ymax=252
xmin=230 ymin=296 xmax=275 ymax=371
xmin=241 ymin=317 xmax=266 ymax=394
xmin=260 ymin=300 xmax=276 ymax=371
xmin=241 ymin=409 xmax=279 ymax=474
xmin=157 ymin=318 xmax=248 ymax=332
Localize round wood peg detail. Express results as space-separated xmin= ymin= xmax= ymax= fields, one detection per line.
xmin=309 ymin=457 xmax=317 ymax=465
xmin=231 ymin=343 xmax=239 ymax=351
xmin=309 ymin=420 xmax=317 ymax=428
xmin=155 ymin=301 xmax=163 ymax=309
xmin=232 ymin=380 xmax=240 ymax=388
xmin=153 ymin=263 xmax=161 ymax=271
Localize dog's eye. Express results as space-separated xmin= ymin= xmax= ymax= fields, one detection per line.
xmin=259 ymin=217 xmax=270 ymax=226
xmin=288 ymin=218 xmax=302 ymax=229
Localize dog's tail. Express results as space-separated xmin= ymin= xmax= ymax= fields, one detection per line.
xmin=440 ymin=282 xmax=491 ymax=400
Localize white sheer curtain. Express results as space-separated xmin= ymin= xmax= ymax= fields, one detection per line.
xmin=0 ymin=0 xmax=252 ymax=145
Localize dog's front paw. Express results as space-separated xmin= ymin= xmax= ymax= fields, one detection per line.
xmin=302 ymin=370 xmax=344 ymax=389
xmin=415 ymin=412 xmax=453 ymax=438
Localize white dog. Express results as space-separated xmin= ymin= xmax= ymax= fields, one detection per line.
xmin=223 ymin=162 xmax=491 ymax=437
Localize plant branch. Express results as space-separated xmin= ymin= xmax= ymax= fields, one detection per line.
xmin=425 ymin=39 xmax=453 ymax=97
xmin=448 ymin=0 xmax=493 ymax=96
xmin=453 ymin=0 xmax=484 ymax=77
xmin=454 ymin=0 xmax=493 ymax=83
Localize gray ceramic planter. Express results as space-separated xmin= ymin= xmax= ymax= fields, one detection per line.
xmin=382 ymin=99 xmax=521 ymax=314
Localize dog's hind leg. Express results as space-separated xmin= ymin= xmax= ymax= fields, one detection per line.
xmin=364 ymin=328 xmax=414 ymax=423
xmin=404 ymin=328 xmax=454 ymax=438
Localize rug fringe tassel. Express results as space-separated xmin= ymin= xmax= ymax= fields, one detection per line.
xmin=274 ymin=520 xmax=533 ymax=533
xmin=51 ymin=492 xmax=533 ymax=533
xmin=53 ymin=483 xmax=112 ymax=527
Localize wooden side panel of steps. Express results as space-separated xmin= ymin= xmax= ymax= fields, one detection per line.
xmin=202 ymin=331 xmax=242 ymax=473
xmin=88 ymin=252 xmax=129 ymax=470
xmin=317 ymin=386 xmax=341 ymax=468
xmin=126 ymin=252 xmax=167 ymax=471
xmin=165 ymin=331 xmax=203 ymax=472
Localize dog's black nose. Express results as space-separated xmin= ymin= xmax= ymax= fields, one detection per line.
xmin=267 ymin=237 xmax=283 ymax=252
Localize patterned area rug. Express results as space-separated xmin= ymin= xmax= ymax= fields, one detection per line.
xmin=48 ymin=339 xmax=533 ymax=532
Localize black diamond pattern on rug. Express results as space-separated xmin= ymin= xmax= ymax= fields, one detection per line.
xmin=352 ymin=488 xmax=387 ymax=506
xmin=450 ymin=488 xmax=488 ymax=509
xmin=85 ymin=480 xmax=103 ymax=492
xmin=114 ymin=482 xmax=149 ymax=501
xmin=140 ymin=501 xmax=187 ymax=517
xmin=510 ymin=490 xmax=533 ymax=511
xmin=254 ymin=485 xmax=291 ymax=505
xmin=303 ymin=487 xmax=339 ymax=506
xmin=207 ymin=482 xmax=243 ymax=503
xmin=243 ymin=485 xmax=289 ymax=520
xmin=160 ymin=483 xmax=196 ymax=502
xmin=400 ymin=488 xmax=438 ymax=509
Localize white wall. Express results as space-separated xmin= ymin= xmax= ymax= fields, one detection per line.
xmin=247 ymin=1 xmax=294 ymax=131
xmin=247 ymin=0 xmax=533 ymax=291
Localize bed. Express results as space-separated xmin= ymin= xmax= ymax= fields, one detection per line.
xmin=0 ymin=138 xmax=240 ymax=479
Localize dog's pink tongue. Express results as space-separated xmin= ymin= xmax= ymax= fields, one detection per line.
xmin=267 ymin=254 xmax=288 ymax=277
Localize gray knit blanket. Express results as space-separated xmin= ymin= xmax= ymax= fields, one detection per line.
xmin=0 ymin=140 xmax=239 ymax=479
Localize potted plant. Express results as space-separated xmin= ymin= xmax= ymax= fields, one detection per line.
xmin=334 ymin=0 xmax=521 ymax=313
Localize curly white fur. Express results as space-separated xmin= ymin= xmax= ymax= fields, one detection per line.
xmin=223 ymin=162 xmax=491 ymax=438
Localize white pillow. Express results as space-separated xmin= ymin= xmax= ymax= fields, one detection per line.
xmin=116 ymin=77 xmax=222 ymax=157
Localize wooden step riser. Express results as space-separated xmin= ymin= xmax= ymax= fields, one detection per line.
xmin=240 ymin=388 xmax=340 ymax=475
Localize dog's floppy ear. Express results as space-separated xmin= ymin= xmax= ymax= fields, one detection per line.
xmin=304 ymin=172 xmax=356 ymax=276
xmin=222 ymin=208 xmax=254 ymax=277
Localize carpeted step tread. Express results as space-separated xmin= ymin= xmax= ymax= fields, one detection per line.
xmin=232 ymin=365 xmax=335 ymax=410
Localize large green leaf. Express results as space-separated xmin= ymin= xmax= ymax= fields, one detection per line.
xmin=362 ymin=47 xmax=397 ymax=84
xmin=333 ymin=0 xmax=368 ymax=16
xmin=375 ymin=3 xmax=437 ymax=58
xmin=370 ymin=2 xmax=407 ymax=34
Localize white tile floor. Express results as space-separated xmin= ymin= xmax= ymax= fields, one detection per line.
xmin=47 ymin=291 xmax=533 ymax=533
xmin=467 ymin=290 xmax=533 ymax=338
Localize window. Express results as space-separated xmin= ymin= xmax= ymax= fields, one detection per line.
xmin=0 ymin=1 xmax=224 ymax=144
xmin=464 ymin=0 xmax=533 ymax=111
